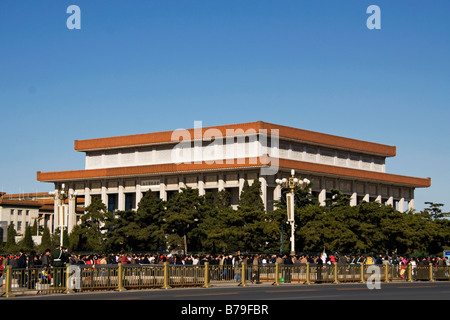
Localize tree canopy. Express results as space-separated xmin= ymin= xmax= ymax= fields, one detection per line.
xmin=2 ymin=185 xmax=449 ymax=256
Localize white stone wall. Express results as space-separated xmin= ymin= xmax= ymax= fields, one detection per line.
xmin=0 ymin=205 xmax=39 ymax=234
xmin=84 ymin=135 xmax=385 ymax=173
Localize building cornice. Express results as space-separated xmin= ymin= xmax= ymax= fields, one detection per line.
xmin=37 ymin=156 xmax=430 ymax=188
xmin=74 ymin=121 xmax=396 ymax=157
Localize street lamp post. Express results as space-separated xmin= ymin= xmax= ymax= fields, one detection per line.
xmin=276 ymin=169 xmax=310 ymax=256
xmin=49 ymin=184 xmax=76 ymax=247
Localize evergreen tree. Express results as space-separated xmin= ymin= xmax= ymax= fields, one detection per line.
xmin=135 ymin=191 xmax=166 ymax=250
xmin=215 ymin=189 xmax=231 ymax=209
xmin=235 ymin=179 xmax=267 ymax=251
xmin=105 ymin=191 xmax=166 ymax=252
xmin=273 ymin=181 xmax=318 ymax=210
xmin=165 ymin=187 xmax=204 ymax=253
xmin=69 ymin=197 xmax=110 ymax=252
xmin=20 ymin=225 xmax=34 ymax=251
xmin=238 ymin=179 xmax=265 ymax=211
xmin=423 ymin=202 xmax=449 ymax=220
xmin=39 ymin=226 xmax=52 ymax=252
xmin=324 ymin=189 xmax=351 ymax=207
xmin=104 ymin=209 xmax=139 ymax=252
xmin=31 ymin=219 xmax=37 ymax=236
xmin=5 ymin=223 xmax=17 ymax=252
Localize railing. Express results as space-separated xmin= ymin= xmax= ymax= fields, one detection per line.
xmin=1 ymin=262 xmax=448 ymax=298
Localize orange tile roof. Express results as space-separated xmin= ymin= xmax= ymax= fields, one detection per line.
xmin=1 ymin=192 xmax=53 ymax=199
xmin=74 ymin=121 xmax=396 ymax=157
xmin=0 ymin=199 xmax=42 ymax=207
xmin=37 ymin=156 xmax=430 ymax=188
xmin=279 ymin=158 xmax=430 ymax=188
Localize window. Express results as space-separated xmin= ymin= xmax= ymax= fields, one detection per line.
xmin=10 ymin=209 xmax=14 ymax=215
xmin=18 ymin=210 xmax=22 ymax=216
xmin=125 ymin=193 xmax=135 ymax=210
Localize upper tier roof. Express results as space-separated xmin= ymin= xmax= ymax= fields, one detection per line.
xmin=74 ymin=121 xmax=396 ymax=157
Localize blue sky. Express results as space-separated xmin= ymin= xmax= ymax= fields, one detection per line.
xmin=0 ymin=1 xmax=449 ymax=212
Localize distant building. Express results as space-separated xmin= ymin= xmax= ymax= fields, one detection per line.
xmin=0 ymin=192 xmax=83 ymax=242
xmin=0 ymin=194 xmax=41 ymax=241
xmin=36 ymin=121 xmax=430 ymax=234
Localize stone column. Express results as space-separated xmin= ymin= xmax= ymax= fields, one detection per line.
xmin=259 ymin=175 xmax=267 ymax=211
xmin=84 ymin=185 xmax=91 ymax=208
xmin=218 ymin=173 xmax=225 ymax=191
xmin=350 ymin=192 xmax=357 ymax=206
xmin=118 ymin=182 xmax=125 ymax=211
xmin=318 ymin=189 xmax=326 ymax=206
xmin=408 ymin=198 xmax=415 ymax=211
xmin=160 ymin=180 xmax=167 ymax=201
xmin=398 ymin=198 xmax=405 ymax=213
xmin=53 ymin=190 xmax=60 ymax=234
xmin=101 ymin=183 xmax=107 ymax=207
xmin=136 ymin=183 xmax=142 ymax=208
xmin=386 ymin=195 xmax=394 ymax=207
xmin=272 ymin=184 xmax=282 ymax=210
xmin=68 ymin=186 xmax=76 ymax=233
xmin=198 ymin=175 xmax=205 ymax=196
xmin=375 ymin=195 xmax=382 ymax=203
xmin=238 ymin=171 xmax=245 ymax=195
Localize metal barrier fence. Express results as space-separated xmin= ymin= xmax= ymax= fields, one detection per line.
xmin=1 ymin=262 xmax=449 ymax=298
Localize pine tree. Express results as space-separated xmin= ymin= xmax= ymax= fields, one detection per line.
xmin=235 ymin=179 xmax=267 ymax=251
xmin=5 ymin=223 xmax=17 ymax=252
xmin=20 ymin=225 xmax=34 ymax=251
xmin=135 ymin=191 xmax=166 ymax=250
xmin=238 ymin=179 xmax=264 ymax=211
xmin=70 ymin=197 xmax=110 ymax=252
xmin=105 ymin=191 xmax=167 ymax=252
xmin=165 ymin=187 xmax=204 ymax=253
xmin=39 ymin=226 xmax=52 ymax=252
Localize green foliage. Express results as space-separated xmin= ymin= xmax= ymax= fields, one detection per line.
xmin=423 ymin=202 xmax=449 ymax=220
xmin=19 ymin=225 xmax=34 ymax=251
xmin=165 ymin=187 xmax=205 ymax=253
xmin=324 ymin=189 xmax=351 ymax=208
xmin=63 ymin=180 xmax=450 ymax=256
xmin=238 ymin=180 xmax=265 ymax=211
xmin=69 ymin=197 xmax=111 ymax=252
xmin=273 ymin=183 xmax=318 ymax=210
xmin=105 ymin=191 xmax=166 ymax=252
xmin=298 ymin=200 xmax=450 ymax=255
xmin=5 ymin=223 xmax=17 ymax=252
xmin=39 ymin=226 xmax=52 ymax=251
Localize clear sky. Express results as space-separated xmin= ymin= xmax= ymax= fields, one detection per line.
xmin=0 ymin=0 xmax=449 ymax=212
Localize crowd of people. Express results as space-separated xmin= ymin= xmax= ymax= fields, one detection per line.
xmin=1 ymin=246 xmax=449 ymax=288
xmin=1 ymin=247 xmax=449 ymax=272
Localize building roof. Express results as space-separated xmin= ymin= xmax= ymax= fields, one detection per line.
xmin=37 ymin=156 xmax=431 ymax=188
xmin=74 ymin=121 xmax=396 ymax=157
xmin=0 ymin=196 xmax=84 ymax=213
xmin=0 ymin=199 xmax=42 ymax=207
xmin=1 ymin=192 xmax=53 ymax=200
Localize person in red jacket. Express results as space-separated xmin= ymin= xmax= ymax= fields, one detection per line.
xmin=118 ymin=254 xmax=128 ymax=265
